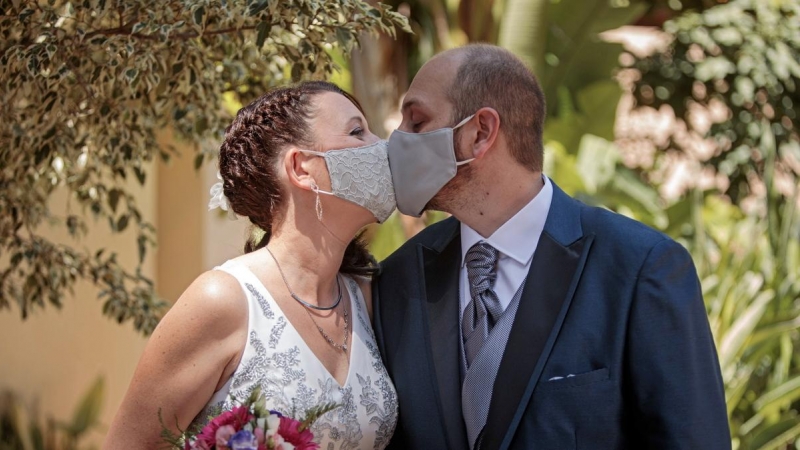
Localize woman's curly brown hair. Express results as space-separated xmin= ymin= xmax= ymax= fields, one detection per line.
xmin=218 ymin=81 xmax=377 ymax=276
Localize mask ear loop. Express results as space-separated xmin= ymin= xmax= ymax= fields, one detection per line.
xmin=453 ymin=114 xmax=477 ymax=166
xmin=453 ymin=114 xmax=475 ymax=130
xmin=310 ymin=182 xmax=348 ymax=247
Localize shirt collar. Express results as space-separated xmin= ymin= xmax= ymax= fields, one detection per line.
xmin=460 ymin=175 xmax=553 ymax=267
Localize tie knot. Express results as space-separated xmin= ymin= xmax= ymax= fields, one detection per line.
xmin=466 ymin=242 xmax=499 ymax=297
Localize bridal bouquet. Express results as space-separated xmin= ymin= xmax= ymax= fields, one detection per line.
xmin=161 ymin=387 xmax=339 ymax=450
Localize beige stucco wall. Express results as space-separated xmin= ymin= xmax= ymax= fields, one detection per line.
xmin=0 ymin=169 xmax=154 ymax=445
xmin=0 ymin=132 xmax=250 ymax=445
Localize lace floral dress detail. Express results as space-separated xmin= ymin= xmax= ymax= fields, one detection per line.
xmin=191 ymin=261 xmax=398 ymax=450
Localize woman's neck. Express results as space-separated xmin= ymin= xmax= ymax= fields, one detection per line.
xmin=261 ymin=213 xmax=353 ymax=306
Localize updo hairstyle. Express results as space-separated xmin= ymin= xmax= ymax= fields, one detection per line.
xmin=218 ymin=81 xmax=377 ymax=276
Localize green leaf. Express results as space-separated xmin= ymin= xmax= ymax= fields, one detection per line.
xmin=117 ymin=215 xmax=129 ymax=232
xmin=19 ymin=8 xmax=34 ymax=22
xmin=718 ymin=290 xmax=774 ymax=369
xmin=138 ymin=235 xmax=147 ymax=264
xmin=291 ymin=63 xmax=303 ymax=82
xmin=65 ymin=377 xmax=104 ymax=437
xmin=750 ymin=417 xmax=800 ymax=450
xmin=133 ymin=167 xmax=146 ymax=185
xmin=194 ymin=153 xmax=204 ymax=170
xmin=10 ymin=253 xmax=23 ymax=266
xmin=132 ymin=22 xmax=146 ymax=34
xmin=256 ymin=21 xmax=271 ymax=48
xmin=124 ymin=68 xmax=139 ymax=82
xmin=193 ymin=6 xmax=205 ymax=25
xmin=575 ymin=134 xmax=619 ymax=193
xmin=108 ymin=189 xmax=121 ymax=213
xmin=574 ymin=80 xmax=623 ymax=140
xmin=753 ymin=375 xmax=800 ymax=415
xmin=27 ymin=54 xmax=39 ymax=75
xmin=248 ymin=0 xmax=268 ymax=16
xmin=335 ymin=28 xmax=351 ymax=48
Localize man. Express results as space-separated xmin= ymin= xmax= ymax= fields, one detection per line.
xmin=375 ymin=44 xmax=730 ymax=449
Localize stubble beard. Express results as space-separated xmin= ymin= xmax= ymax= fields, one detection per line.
xmin=424 ymin=139 xmax=475 ymax=215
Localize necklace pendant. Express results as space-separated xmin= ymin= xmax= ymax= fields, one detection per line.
xmin=342 ymin=344 xmax=348 ymax=351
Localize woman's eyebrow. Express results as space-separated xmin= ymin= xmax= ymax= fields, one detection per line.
xmin=346 ymin=116 xmax=364 ymax=127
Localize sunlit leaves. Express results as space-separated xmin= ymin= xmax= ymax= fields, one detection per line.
xmin=632 ymin=0 xmax=800 ymax=205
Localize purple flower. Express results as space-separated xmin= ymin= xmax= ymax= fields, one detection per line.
xmin=228 ymin=430 xmax=258 ymax=450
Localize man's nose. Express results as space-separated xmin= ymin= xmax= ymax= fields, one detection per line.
xmin=397 ymin=119 xmax=413 ymax=133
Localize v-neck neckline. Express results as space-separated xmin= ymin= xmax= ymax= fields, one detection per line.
xmin=236 ymin=263 xmax=358 ymax=389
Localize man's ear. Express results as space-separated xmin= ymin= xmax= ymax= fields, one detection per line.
xmin=283 ymin=148 xmax=317 ymax=191
xmin=470 ymin=107 xmax=500 ymax=159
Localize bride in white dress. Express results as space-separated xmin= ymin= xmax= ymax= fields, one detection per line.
xmin=106 ymin=81 xmax=398 ymax=449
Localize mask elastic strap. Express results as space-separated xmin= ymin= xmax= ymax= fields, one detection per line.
xmin=299 ymin=149 xmax=325 ymax=157
xmin=311 ymin=184 xmax=335 ymax=196
xmin=453 ymin=114 xmax=476 ymax=166
xmin=455 ymin=158 xmax=475 ymax=166
xmin=302 ymin=150 xmax=334 ymax=194
xmin=453 ymin=114 xmax=475 ymax=130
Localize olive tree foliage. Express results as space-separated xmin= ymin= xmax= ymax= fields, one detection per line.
xmin=0 ymin=0 xmax=409 ymax=334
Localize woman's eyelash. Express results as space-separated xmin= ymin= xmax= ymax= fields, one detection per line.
xmin=350 ymin=127 xmax=364 ymax=136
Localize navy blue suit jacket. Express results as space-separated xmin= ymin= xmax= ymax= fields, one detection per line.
xmin=373 ymin=182 xmax=730 ymax=449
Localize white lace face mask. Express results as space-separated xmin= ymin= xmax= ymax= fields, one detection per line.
xmin=300 ymin=139 xmax=397 ymax=223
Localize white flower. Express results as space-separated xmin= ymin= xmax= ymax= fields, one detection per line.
xmin=265 ymin=414 xmax=281 ymax=438
xmin=208 ymin=172 xmax=238 ymax=220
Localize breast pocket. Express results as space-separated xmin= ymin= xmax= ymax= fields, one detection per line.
xmin=527 ymin=367 xmax=620 ymax=449
xmin=537 ymin=367 xmax=610 ymax=390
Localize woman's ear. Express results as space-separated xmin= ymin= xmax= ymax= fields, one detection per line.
xmin=283 ymin=148 xmax=317 ymax=191
xmin=469 ymin=107 xmax=501 ymax=160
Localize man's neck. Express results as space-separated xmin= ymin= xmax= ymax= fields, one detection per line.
xmin=453 ymin=171 xmax=544 ymax=238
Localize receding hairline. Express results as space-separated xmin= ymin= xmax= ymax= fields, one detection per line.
xmin=401 ymin=51 xmax=466 ymax=113
xmin=437 ymin=44 xmax=546 ymax=171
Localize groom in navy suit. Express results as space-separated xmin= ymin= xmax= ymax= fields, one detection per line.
xmin=374 ymin=44 xmax=730 ymax=449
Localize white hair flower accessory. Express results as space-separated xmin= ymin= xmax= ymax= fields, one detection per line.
xmin=208 ymin=172 xmax=238 ymax=220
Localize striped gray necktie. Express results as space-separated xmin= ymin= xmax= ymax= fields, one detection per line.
xmin=462 ymin=242 xmax=503 ymax=368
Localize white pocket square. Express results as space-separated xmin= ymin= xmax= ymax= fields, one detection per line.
xmin=547 ymin=374 xmax=576 ymax=381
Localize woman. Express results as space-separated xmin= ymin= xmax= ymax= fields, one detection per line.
xmin=105 ymin=81 xmax=398 ymax=449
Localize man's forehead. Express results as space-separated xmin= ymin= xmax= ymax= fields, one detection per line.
xmin=403 ymin=54 xmax=462 ymax=113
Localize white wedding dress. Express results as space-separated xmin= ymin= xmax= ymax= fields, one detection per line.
xmin=192 ymin=260 xmax=398 ymax=450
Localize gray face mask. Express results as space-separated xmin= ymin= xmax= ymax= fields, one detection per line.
xmin=386 ymin=115 xmax=475 ymax=217
xmin=300 ymin=139 xmax=397 ymax=223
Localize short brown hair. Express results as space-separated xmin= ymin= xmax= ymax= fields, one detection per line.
xmin=447 ymin=44 xmax=546 ymax=171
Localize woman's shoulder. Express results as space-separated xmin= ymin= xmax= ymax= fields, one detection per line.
xmin=157 ymin=267 xmax=248 ymax=339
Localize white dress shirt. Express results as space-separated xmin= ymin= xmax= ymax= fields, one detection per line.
xmin=459 ymin=176 xmax=553 ymax=317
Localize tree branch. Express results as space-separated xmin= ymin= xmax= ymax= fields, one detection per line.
xmin=81 ymin=24 xmax=263 ymax=42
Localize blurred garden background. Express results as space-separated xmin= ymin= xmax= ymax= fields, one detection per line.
xmin=1 ymin=0 xmax=798 ymax=448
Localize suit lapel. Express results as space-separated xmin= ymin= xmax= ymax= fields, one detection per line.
xmin=419 ymin=219 xmax=469 ymax=450
xmin=479 ymin=183 xmax=595 ymax=450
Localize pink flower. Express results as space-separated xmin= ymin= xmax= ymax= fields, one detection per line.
xmin=187 ymin=439 xmax=211 ymax=450
xmin=216 ymin=425 xmax=237 ymax=446
xmin=277 ymin=417 xmax=318 ymax=450
xmin=254 ymin=427 xmax=266 ymax=446
xmin=195 ymin=406 xmax=254 ymax=447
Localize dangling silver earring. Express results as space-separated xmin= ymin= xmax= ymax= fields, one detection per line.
xmin=312 ymin=184 xmax=323 ymax=221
